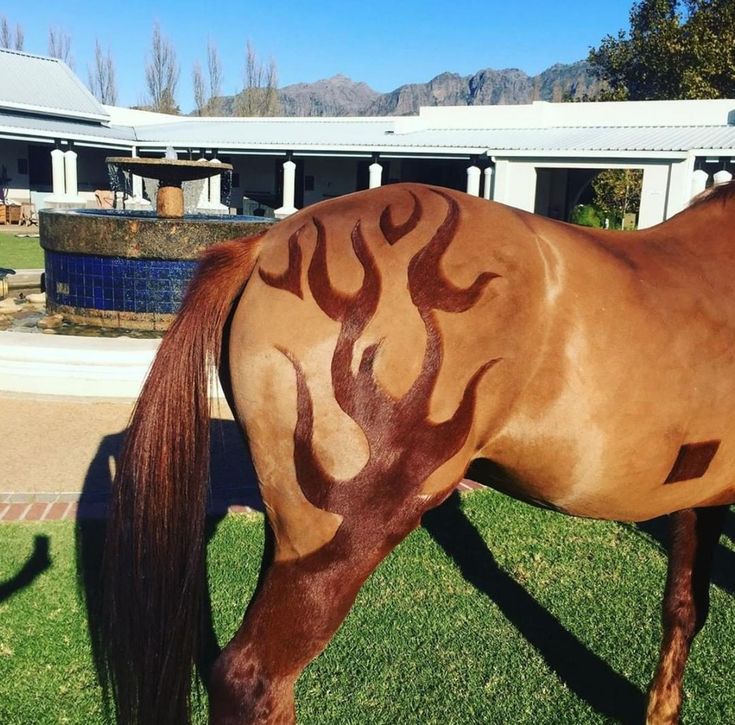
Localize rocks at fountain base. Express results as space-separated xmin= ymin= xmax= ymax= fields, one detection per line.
xmin=37 ymin=314 xmax=64 ymax=330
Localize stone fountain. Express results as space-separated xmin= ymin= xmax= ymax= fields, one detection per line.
xmin=106 ymin=157 xmax=232 ymax=218
xmin=39 ymin=157 xmax=275 ymax=331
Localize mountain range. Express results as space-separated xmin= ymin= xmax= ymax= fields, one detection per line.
xmin=213 ymin=60 xmax=602 ymax=117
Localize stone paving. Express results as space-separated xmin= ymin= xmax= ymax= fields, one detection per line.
xmin=0 ymin=393 xmax=138 ymax=494
xmin=0 ymin=391 xmax=255 ymax=521
xmin=0 ymin=390 xmax=486 ymax=524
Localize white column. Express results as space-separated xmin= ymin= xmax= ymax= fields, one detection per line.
xmin=195 ymin=157 xmax=210 ymax=209
xmin=49 ymin=148 xmax=66 ymax=200
xmin=659 ymin=158 xmax=691 ymax=219
xmin=714 ymin=169 xmax=733 ymax=186
xmin=483 ymin=166 xmax=494 ymax=200
xmin=491 ymin=159 xmax=510 ymax=203
xmin=207 ymin=158 xmax=228 ymax=212
xmin=690 ymin=169 xmax=709 ymax=199
xmin=275 ymin=159 xmax=298 ymax=219
xmin=638 ymin=164 xmax=670 ymax=229
xmin=63 ymin=150 xmax=81 ymax=202
xmin=368 ymin=161 xmax=383 ymax=189
xmin=466 ymin=165 xmax=481 ymax=196
xmin=209 ymin=160 xmax=221 ymax=205
xmin=131 ymin=168 xmax=144 ymax=200
xmin=130 ymin=148 xmax=148 ymax=205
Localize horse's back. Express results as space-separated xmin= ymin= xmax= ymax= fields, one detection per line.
xmin=228 ymin=183 xmax=735 ymax=541
xmin=479 ymin=206 xmax=735 ymax=520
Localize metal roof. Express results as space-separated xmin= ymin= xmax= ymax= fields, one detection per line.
xmin=127 ymin=117 xmax=735 ymax=156
xmin=0 ymin=111 xmax=135 ymax=146
xmin=0 ymin=49 xmax=108 ymax=122
xmin=413 ymin=125 xmax=735 ymax=152
xmin=135 ymin=118 xmax=403 ymax=150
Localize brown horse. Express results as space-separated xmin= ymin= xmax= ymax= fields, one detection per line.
xmin=103 ymin=181 xmax=735 ymax=724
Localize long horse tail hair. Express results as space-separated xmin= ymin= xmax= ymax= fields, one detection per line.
xmin=102 ymin=232 xmax=266 ymax=724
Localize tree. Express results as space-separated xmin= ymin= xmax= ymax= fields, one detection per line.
xmin=145 ymin=23 xmax=180 ymax=114
xmin=234 ymin=41 xmax=280 ymax=116
xmin=589 ymin=0 xmax=735 ymax=100
xmin=193 ymin=61 xmax=206 ymax=116
xmin=592 ymin=169 xmax=643 ymax=228
xmin=570 ymin=204 xmax=604 ymax=228
xmin=0 ymin=16 xmax=24 ymax=50
xmin=193 ymin=41 xmax=223 ymax=116
xmin=48 ymin=27 xmax=73 ymax=67
xmin=207 ymin=42 xmax=223 ymax=115
xmin=681 ymin=0 xmax=735 ymax=97
xmin=88 ymin=40 xmax=118 ymax=105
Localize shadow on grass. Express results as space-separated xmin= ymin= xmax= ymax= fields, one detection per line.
xmin=633 ymin=511 xmax=735 ymax=596
xmin=0 ymin=534 xmax=51 ymax=602
xmin=422 ymin=491 xmax=646 ymax=724
xmin=74 ymin=418 xmax=262 ymax=710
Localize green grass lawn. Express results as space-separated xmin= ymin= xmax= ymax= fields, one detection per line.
xmin=0 ymin=231 xmax=44 ymax=269
xmin=2 ymin=490 xmax=735 ymax=724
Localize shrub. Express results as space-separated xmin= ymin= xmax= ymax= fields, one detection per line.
xmin=570 ymin=204 xmax=603 ymax=228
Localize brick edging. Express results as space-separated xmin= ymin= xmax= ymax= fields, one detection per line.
xmin=1 ymin=480 xmax=486 ymax=522
xmin=0 ymin=491 xmax=260 ymax=522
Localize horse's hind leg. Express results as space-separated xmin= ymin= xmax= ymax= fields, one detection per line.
xmin=646 ymin=505 xmax=727 ymax=724
xmin=208 ymin=511 xmax=419 ymax=725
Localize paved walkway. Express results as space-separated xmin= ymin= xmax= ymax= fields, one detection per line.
xmin=0 ymin=390 xmax=485 ymax=522
xmin=0 ymin=391 xmax=256 ymax=521
xmin=0 ymin=222 xmax=38 ymax=233
xmin=1 ymin=392 xmax=137 ymax=493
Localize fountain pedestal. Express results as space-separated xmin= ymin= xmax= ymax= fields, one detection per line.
xmin=157 ymin=184 xmax=184 ymax=218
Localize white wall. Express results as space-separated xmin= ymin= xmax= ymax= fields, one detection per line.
xmin=397 ymin=98 xmax=735 ymax=133
xmin=665 ymin=157 xmax=696 ymax=218
xmin=493 ymin=156 xmax=686 ymax=228
xmin=638 ymin=164 xmax=671 ymax=229
xmin=492 ymin=160 xmax=537 ymax=212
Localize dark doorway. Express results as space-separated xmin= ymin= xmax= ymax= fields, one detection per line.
xmin=396 ymin=158 xmax=467 ymax=191
xmin=535 ymin=168 xmax=601 ymax=222
xmin=28 ymin=144 xmax=52 ymax=191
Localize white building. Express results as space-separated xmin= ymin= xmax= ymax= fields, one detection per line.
xmin=3 ymin=48 xmax=735 ymax=226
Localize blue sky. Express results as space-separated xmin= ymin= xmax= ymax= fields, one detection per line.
xmin=8 ymin=1 xmax=633 ymax=111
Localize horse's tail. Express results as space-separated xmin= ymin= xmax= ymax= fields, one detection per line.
xmin=102 ymin=232 xmax=266 ymax=725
